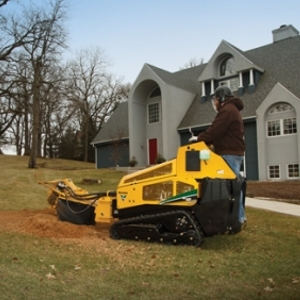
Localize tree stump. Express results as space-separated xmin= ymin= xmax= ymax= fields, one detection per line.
xmin=81 ymin=178 xmax=102 ymax=185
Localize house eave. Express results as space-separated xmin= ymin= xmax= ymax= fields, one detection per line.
xmin=178 ymin=116 xmax=257 ymax=132
xmin=91 ymin=136 xmax=129 ymax=146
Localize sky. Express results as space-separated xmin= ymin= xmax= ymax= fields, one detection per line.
xmin=1 ymin=0 xmax=300 ymax=155
xmin=4 ymin=0 xmax=300 ymax=84
xmin=64 ymin=0 xmax=300 ymax=84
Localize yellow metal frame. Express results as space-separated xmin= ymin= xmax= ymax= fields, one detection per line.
xmin=39 ymin=142 xmax=236 ymax=224
xmin=115 ymin=142 xmax=236 ymax=210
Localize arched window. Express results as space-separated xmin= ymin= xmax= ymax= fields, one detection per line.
xmin=149 ymin=87 xmax=161 ymax=98
xmin=219 ymin=56 xmax=236 ymax=77
xmin=269 ymin=103 xmax=294 ymax=114
xmin=267 ymin=103 xmax=297 ymax=136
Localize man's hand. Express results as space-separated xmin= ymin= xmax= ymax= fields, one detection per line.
xmin=189 ymin=136 xmax=198 ymax=143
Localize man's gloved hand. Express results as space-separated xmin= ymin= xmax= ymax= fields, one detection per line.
xmin=189 ymin=136 xmax=198 ymax=143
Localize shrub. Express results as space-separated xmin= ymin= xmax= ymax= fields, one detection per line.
xmin=155 ymin=153 xmax=166 ymax=164
xmin=129 ymin=156 xmax=138 ymax=167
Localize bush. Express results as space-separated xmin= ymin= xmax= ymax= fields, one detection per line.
xmin=129 ymin=156 xmax=138 ymax=167
xmin=155 ymin=153 xmax=166 ymax=164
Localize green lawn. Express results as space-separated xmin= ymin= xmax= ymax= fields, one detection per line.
xmin=0 ymin=155 xmax=299 ymax=300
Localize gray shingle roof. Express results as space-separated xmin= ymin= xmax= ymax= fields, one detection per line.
xmin=93 ymin=34 xmax=300 ymax=143
xmin=148 ymin=64 xmax=205 ymax=94
xmin=92 ymin=101 xmax=128 ymax=144
xmin=178 ymin=35 xmax=300 ymax=129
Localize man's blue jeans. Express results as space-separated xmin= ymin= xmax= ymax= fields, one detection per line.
xmin=221 ymin=155 xmax=246 ymax=223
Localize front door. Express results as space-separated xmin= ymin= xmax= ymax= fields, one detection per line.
xmin=148 ymin=138 xmax=158 ymax=165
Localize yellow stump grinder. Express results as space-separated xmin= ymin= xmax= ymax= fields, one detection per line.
xmin=39 ymin=142 xmax=246 ymax=247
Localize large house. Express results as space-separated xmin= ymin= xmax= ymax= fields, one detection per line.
xmin=92 ymin=24 xmax=300 ymax=181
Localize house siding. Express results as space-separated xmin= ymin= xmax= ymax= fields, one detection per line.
xmin=256 ymin=83 xmax=300 ymax=180
xmin=244 ymin=121 xmax=259 ymax=180
xmin=95 ymin=141 xmax=129 ymax=168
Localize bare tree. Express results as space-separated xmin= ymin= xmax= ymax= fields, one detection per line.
xmin=0 ymin=0 xmax=69 ymax=163
xmin=0 ymin=0 xmax=131 ymax=163
xmin=2 ymin=51 xmax=34 ymax=155
xmin=0 ymin=54 xmax=26 ymax=141
xmin=0 ymin=0 xmax=50 ymax=61
xmin=0 ymin=93 xmax=19 ymax=136
xmin=179 ymin=57 xmax=204 ymax=70
xmin=0 ymin=1 xmax=11 ymax=8
xmin=20 ymin=0 xmax=68 ymax=168
xmin=65 ymin=47 xmax=130 ymax=162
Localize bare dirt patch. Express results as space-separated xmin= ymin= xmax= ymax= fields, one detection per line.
xmin=0 ymin=208 xmax=110 ymax=241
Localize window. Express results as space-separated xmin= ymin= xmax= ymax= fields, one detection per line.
xmin=288 ymin=164 xmax=299 ymax=178
xmin=267 ymin=120 xmax=281 ymax=136
xmin=219 ymin=57 xmax=236 ymax=76
xmin=148 ymin=103 xmax=159 ymax=124
xmin=283 ymin=118 xmax=297 ymax=134
xmin=268 ymin=165 xmax=280 ymax=179
xmin=219 ymin=77 xmax=239 ymax=91
xmin=269 ymin=104 xmax=294 ymax=114
xmin=219 ymin=57 xmax=238 ymax=91
xmin=149 ymin=87 xmax=161 ymax=98
xmin=267 ymin=118 xmax=297 ymax=137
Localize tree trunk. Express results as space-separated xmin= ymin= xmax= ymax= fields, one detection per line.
xmin=28 ymin=59 xmax=41 ymax=168
xmin=23 ymin=99 xmax=30 ymax=156
xmin=84 ymin=115 xmax=89 ymax=162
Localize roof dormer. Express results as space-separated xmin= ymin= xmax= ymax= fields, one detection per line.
xmin=198 ymin=40 xmax=264 ymax=102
